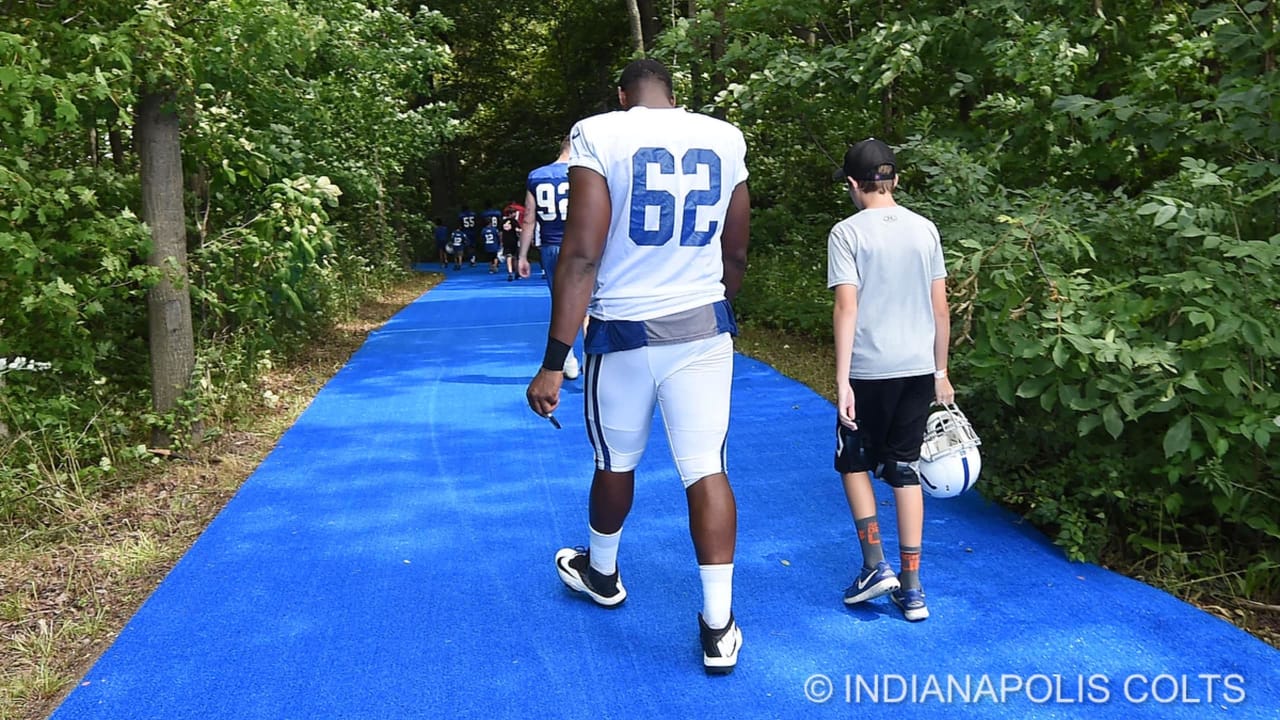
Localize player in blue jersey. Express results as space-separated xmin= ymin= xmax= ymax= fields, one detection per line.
xmin=518 ymin=136 xmax=582 ymax=379
xmin=524 ymin=59 xmax=751 ymax=674
xmin=448 ymin=227 xmax=468 ymax=270
xmin=480 ymin=225 xmax=502 ymax=274
xmin=478 ymin=201 xmax=504 ymax=273
xmin=458 ymin=205 xmax=478 ymax=266
xmin=481 ymin=203 xmax=503 ymax=232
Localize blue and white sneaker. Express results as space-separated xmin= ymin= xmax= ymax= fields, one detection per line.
xmin=891 ymin=587 xmax=929 ymax=621
xmin=843 ymin=561 xmax=900 ymax=605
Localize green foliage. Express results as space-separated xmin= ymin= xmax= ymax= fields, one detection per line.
xmin=191 ymin=175 xmax=344 ymax=341
xmin=0 ymin=1 xmax=451 ymax=524
xmin=734 ymin=205 xmax=833 ymax=336
xmin=0 ymin=21 xmax=153 ymax=387
xmin=662 ymin=0 xmax=1280 ymax=598
xmin=423 ymin=0 xmax=632 ymax=211
xmin=4 ymin=0 xmax=1277 ymax=605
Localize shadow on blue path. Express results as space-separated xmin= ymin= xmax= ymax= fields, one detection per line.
xmin=52 ymin=268 xmax=1279 ymax=719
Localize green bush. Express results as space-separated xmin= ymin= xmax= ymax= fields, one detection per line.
xmin=736 ymin=132 xmax=1280 ymax=599
xmin=0 ymin=3 xmax=448 ymax=525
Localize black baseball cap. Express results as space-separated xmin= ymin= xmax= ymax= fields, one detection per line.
xmin=833 ymin=138 xmax=897 ymax=182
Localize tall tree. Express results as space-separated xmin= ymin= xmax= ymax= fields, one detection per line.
xmin=136 ymin=90 xmax=196 ymax=448
xmin=625 ymin=0 xmax=645 ymax=53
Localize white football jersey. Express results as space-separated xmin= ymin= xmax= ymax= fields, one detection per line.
xmin=568 ymin=106 xmax=749 ymax=321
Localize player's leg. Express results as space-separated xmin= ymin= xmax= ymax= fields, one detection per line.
xmin=654 ymin=333 xmax=742 ymax=673
xmin=540 ymin=243 xmax=560 ymax=290
xmin=656 ymin=334 xmax=736 ymax=563
xmin=838 ymin=378 xmax=902 ymax=605
xmin=554 ymin=348 xmax=656 ymax=609
xmin=503 ymin=239 xmax=516 ymax=280
xmin=882 ymin=374 xmax=934 ymax=621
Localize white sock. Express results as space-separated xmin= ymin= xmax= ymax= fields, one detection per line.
xmin=699 ymin=563 xmax=734 ymax=629
xmin=588 ymin=526 xmax=622 ymax=575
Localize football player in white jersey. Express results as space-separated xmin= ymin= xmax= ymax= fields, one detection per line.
xmin=525 ymin=59 xmax=750 ymax=674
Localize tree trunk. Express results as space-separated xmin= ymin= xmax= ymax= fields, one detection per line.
xmin=109 ymin=125 xmax=126 ymax=170
xmin=878 ymin=0 xmax=893 ymax=134
xmin=624 ymin=0 xmax=645 ymax=54
xmin=375 ymin=177 xmax=408 ymax=269
xmin=136 ymin=91 xmax=198 ymax=449
xmin=711 ymin=4 xmax=727 ymax=119
xmin=1266 ymin=5 xmax=1276 ymax=74
xmin=429 ymin=147 xmax=456 ymax=224
xmin=688 ymin=0 xmax=701 ymax=110
xmin=89 ymin=126 xmax=99 ymax=168
xmin=636 ymin=0 xmax=658 ymax=51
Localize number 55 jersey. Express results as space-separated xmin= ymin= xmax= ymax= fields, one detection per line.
xmin=568 ymin=106 xmax=749 ymax=322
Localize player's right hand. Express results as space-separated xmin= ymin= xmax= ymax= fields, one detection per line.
xmin=517 ymin=257 xmax=531 ymax=278
xmin=526 ymin=367 xmax=563 ymax=417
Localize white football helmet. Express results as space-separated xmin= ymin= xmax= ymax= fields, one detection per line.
xmin=918 ymin=403 xmax=982 ymax=498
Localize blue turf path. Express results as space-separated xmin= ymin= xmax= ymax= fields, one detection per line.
xmin=52 ymin=268 xmax=1280 ymax=719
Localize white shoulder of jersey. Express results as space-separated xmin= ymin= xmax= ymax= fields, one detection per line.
xmin=568 ymin=111 xmax=624 ymax=176
xmin=569 ymin=108 xmax=747 ymax=177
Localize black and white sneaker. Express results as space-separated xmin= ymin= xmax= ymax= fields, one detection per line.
xmin=555 ymin=547 xmax=626 ymax=608
xmin=699 ymin=613 xmax=742 ymax=675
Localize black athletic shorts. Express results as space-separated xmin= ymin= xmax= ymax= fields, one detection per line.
xmin=834 ymin=374 xmax=934 ymax=474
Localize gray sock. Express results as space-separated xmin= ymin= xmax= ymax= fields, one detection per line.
xmin=855 ymin=515 xmax=885 ymax=569
xmin=899 ymin=545 xmax=921 ymax=590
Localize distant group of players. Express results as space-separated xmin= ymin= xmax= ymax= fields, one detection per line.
xmin=432 ymin=202 xmax=543 ymax=281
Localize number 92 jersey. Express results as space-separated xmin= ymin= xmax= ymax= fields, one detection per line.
xmin=526 ymin=163 xmax=570 ymax=247
xmin=568 ymin=107 xmax=748 ymax=322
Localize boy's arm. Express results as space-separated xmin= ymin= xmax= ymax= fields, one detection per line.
xmin=930 ymin=277 xmax=955 ymax=404
xmin=833 ymin=283 xmax=858 ymax=428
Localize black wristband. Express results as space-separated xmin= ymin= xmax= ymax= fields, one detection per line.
xmin=542 ymin=337 xmax=571 ymax=372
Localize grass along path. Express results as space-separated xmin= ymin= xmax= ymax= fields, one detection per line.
xmin=0 ymin=272 xmax=441 ymax=720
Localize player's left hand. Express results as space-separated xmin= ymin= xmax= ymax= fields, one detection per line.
xmin=526 ymin=367 xmax=564 ymax=418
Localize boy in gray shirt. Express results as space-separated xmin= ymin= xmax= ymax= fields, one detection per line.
xmin=828 ymin=138 xmax=955 ymax=621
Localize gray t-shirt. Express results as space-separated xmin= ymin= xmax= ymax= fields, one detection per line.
xmin=827 ymin=206 xmax=947 ymax=380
